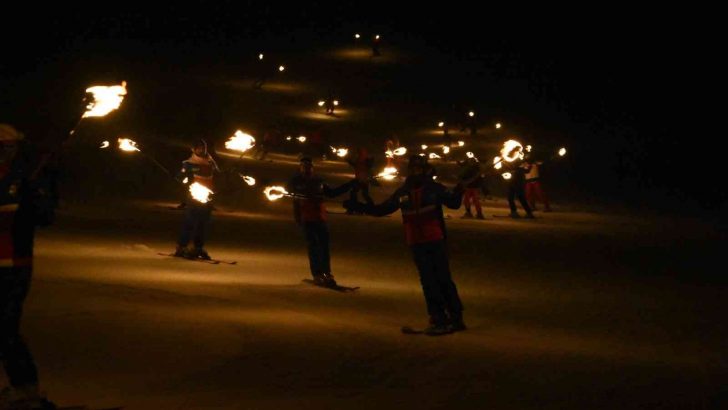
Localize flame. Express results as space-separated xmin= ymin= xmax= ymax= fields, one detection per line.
xmin=286 ymin=136 xmax=292 ymax=141
xmin=355 ymin=33 xmax=361 ymax=39
xmin=421 ymin=144 xmax=428 ymax=150
xmin=375 ymin=35 xmax=380 ymax=40
xmin=333 ymin=100 xmax=339 ymax=106
xmin=502 ymin=172 xmax=512 ymax=180
xmin=189 ymin=182 xmax=213 ymax=203
xmin=429 ymin=153 xmax=441 ymax=159
xmin=183 ymin=177 xmax=189 ymax=184
xmin=297 ymin=136 xmax=307 ymax=143
xmin=457 ymin=141 xmax=465 ymax=147
xmin=432 ymin=175 xmax=438 ymax=180
xmin=493 ymin=156 xmax=503 ymax=170
xmin=264 ymin=185 xmax=289 ymax=201
xmin=83 ymin=81 xmax=128 ymax=118
xmin=225 ymin=130 xmax=256 ymax=152
xmin=241 ymin=175 xmax=256 ymax=186
xmin=336 ymin=148 xmax=348 ymax=157
xmin=500 ymin=139 xmax=524 ymax=162
xmin=419 ymin=153 xmax=426 ymax=157
xmin=438 ymin=121 xmax=444 ymax=127
xmin=468 ymin=111 xmax=475 ymax=117
xmin=318 ymin=101 xmax=325 ymax=106
xmin=442 ymin=146 xmax=450 ymax=154
xmin=466 ymin=151 xmax=475 ymax=159
xmin=385 ymin=149 xmax=393 ymax=158
xmin=278 ymin=65 xmax=286 ymax=72
xmin=526 ymin=145 xmax=532 ymax=152
xmin=495 ymin=123 xmax=502 ymax=129
xmin=258 ymin=53 xmax=264 ymax=60
xmin=118 ymin=138 xmax=140 ymax=152
xmin=393 ymin=147 xmax=407 ymax=156
xmin=559 ymin=147 xmax=567 ymax=157
xmin=377 ymin=166 xmax=398 ymax=181
xmin=100 ymin=141 xmax=110 ymax=149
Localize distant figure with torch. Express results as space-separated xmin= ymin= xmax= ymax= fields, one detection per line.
xmin=348 ymin=155 xmax=466 ymax=335
xmin=173 ymin=139 xmax=219 ymax=260
xmin=503 ymin=157 xmax=534 ymax=219
xmin=524 ymin=156 xmax=551 ymax=212
xmin=0 ymin=124 xmax=58 ymax=409
xmin=458 ymin=157 xmax=485 ymax=219
xmin=286 ymin=157 xmax=353 ymax=287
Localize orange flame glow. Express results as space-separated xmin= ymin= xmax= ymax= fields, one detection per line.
xmin=83 ymin=81 xmax=128 ymax=118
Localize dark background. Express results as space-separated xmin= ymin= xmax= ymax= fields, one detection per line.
xmin=1 ymin=2 xmax=720 ymax=215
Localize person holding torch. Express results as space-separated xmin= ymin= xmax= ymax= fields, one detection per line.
xmin=286 ymin=157 xmax=354 ymax=287
xmin=173 ymin=139 xmax=219 ymax=260
xmin=347 ymin=155 xmax=466 ymax=336
xmin=0 ymin=124 xmax=58 ymax=409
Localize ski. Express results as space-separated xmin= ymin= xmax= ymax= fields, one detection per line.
xmin=157 ymin=252 xmax=237 ymax=265
xmin=302 ymin=279 xmax=359 ymax=292
xmin=401 ymin=326 xmax=426 ymax=334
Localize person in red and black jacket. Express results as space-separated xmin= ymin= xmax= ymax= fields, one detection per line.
xmin=286 ymin=157 xmax=353 ymax=287
xmin=0 ymin=124 xmax=58 ymax=409
xmin=352 ymin=155 xmax=466 ymax=335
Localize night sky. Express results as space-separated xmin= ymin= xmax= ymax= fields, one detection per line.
xmin=1 ymin=3 xmax=718 ymax=213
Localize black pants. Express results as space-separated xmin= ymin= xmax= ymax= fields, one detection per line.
xmin=302 ymin=221 xmax=330 ymax=277
xmin=177 ymin=205 xmax=212 ymax=249
xmin=349 ymin=182 xmax=373 ymax=207
xmin=411 ymin=240 xmax=463 ymax=323
xmin=1 ymin=267 xmax=38 ymax=388
xmin=508 ymin=183 xmax=532 ymax=214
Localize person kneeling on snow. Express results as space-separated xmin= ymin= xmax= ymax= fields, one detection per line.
xmin=347 ymin=155 xmax=466 ymax=335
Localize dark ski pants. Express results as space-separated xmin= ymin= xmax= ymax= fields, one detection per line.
xmin=508 ymin=183 xmax=532 ymax=214
xmin=349 ymin=182 xmax=373 ymax=207
xmin=410 ymin=240 xmax=463 ymax=323
xmin=1 ymin=267 xmax=38 ymax=388
xmin=177 ymin=205 xmax=212 ymax=249
xmin=302 ymin=221 xmax=330 ymax=277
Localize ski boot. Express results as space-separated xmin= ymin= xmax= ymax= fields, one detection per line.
xmin=448 ymin=312 xmax=467 ymax=332
xmin=173 ymin=245 xmax=188 ymax=257
xmin=0 ymin=385 xmax=56 ymax=410
xmin=424 ymin=316 xmax=453 ymax=336
xmin=509 ymin=211 xmax=521 ymax=219
xmin=321 ymin=272 xmax=337 ymax=287
xmin=194 ymin=247 xmax=212 ymax=260
xmin=461 ymin=211 xmax=473 ymax=219
xmin=475 ymin=212 xmax=485 ymax=220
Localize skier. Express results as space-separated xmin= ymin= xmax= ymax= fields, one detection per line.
xmin=348 ymin=155 xmax=466 ymax=335
xmin=173 ymin=139 xmax=220 ymax=259
xmin=458 ymin=157 xmax=485 ymax=219
xmin=286 ymin=157 xmax=353 ymax=287
xmin=0 ymin=124 xmax=57 ymax=409
xmin=524 ymin=157 xmax=551 ymax=212
xmin=503 ymin=156 xmax=534 ymax=219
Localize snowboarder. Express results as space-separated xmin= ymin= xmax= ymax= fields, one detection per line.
xmin=286 ymin=157 xmax=353 ymax=287
xmin=173 ymin=139 xmax=219 ymax=260
xmin=348 ymin=155 xmax=466 ymax=335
